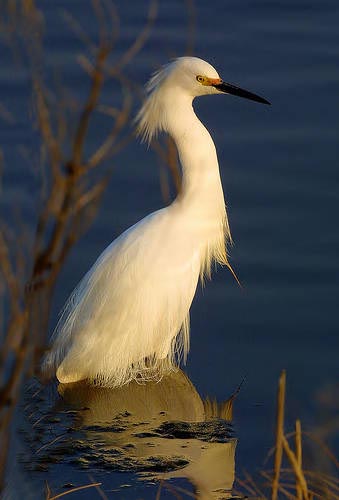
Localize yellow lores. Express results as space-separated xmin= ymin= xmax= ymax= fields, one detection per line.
xmin=196 ymin=75 xmax=222 ymax=86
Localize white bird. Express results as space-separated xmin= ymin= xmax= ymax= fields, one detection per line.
xmin=43 ymin=57 xmax=269 ymax=387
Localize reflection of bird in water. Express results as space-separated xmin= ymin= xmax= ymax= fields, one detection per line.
xmin=59 ymin=370 xmax=240 ymax=499
xmin=43 ymin=57 xmax=269 ymax=387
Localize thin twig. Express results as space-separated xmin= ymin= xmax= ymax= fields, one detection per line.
xmin=112 ymin=0 xmax=158 ymax=72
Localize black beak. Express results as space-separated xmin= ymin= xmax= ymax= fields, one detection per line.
xmin=213 ymin=81 xmax=270 ymax=105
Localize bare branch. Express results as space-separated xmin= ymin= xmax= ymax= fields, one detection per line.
xmin=0 ymin=229 xmax=21 ymax=310
xmin=33 ymin=78 xmax=63 ymax=179
xmin=112 ymin=0 xmax=158 ymax=72
xmin=87 ymin=86 xmax=132 ymax=169
xmin=61 ymin=10 xmax=97 ymax=55
xmin=184 ymin=0 xmax=197 ymax=56
xmin=71 ymin=44 xmax=111 ymax=167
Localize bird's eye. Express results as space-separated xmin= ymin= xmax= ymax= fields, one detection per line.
xmin=196 ymin=75 xmax=205 ymax=84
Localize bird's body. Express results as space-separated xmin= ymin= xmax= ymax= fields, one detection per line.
xmin=43 ymin=57 xmax=269 ymax=386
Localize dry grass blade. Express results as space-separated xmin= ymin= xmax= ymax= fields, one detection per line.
xmin=262 ymin=471 xmax=295 ymax=499
xmin=303 ymin=431 xmax=339 ymax=469
xmin=296 ymin=419 xmax=303 ymax=500
xmin=36 ymin=434 xmax=66 ymax=454
xmin=272 ymin=369 xmax=286 ymax=500
xmin=162 ymin=480 xmax=196 ymax=499
xmin=156 ymin=480 xmax=164 ymax=500
xmin=88 ymin=474 xmax=108 ymax=500
xmin=46 ymin=481 xmax=52 ymax=498
xmin=235 ymin=477 xmax=260 ymax=497
xmin=243 ymin=470 xmax=266 ymax=498
xmin=237 ymin=371 xmax=339 ymax=500
xmin=46 ymin=481 xmax=102 ymax=500
xmin=304 ymin=471 xmax=339 ymax=500
xmin=282 ymin=435 xmax=309 ymax=499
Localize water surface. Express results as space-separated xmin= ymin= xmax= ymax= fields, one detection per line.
xmin=1 ymin=0 xmax=338 ymax=497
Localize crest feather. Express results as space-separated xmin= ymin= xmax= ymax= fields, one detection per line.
xmin=135 ymin=60 xmax=176 ymax=144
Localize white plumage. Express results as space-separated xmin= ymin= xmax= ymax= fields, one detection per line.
xmin=43 ymin=57 xmax=269 ymax=386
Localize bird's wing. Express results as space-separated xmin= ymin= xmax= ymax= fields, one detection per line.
xmin=45 ymin=207 xmax=200 ymax=384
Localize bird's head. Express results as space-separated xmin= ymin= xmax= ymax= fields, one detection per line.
xmin=136 ymin=56 xmax=270 ymax=143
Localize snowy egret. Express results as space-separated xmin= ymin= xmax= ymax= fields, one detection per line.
xmin=43 ymin=57 xmax=269 ymax=387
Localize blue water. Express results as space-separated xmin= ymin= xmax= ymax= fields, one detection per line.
xmin=1 ymin=0 xmax=339 ymax=498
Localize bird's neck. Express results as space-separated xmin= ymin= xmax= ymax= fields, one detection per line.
xmin=167 ymin=96 xmax=223 ymax=202
xmin=166 ymin=93 xmax=232 ymax=277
